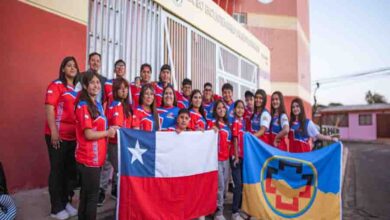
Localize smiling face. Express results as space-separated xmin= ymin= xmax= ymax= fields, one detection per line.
xmin=117 ymin=82 xmax=129 ymax=100
xmin=115 ymin=62 xmax=126 ymax=78
xmin=245 ymin=96 xmax=254 ymax=110
xmin=182 ymin=84 xmax=192 ymax=97
xmin=292 ymin=102 xmax=301 ymax=117
xmin=216 ymin=102 xmax=227 ymax=118
xmin=142 ymin=88 xmax=154 ymax=106
xmin=85 ymin=75 xmax=101 ymax=98
xmin=176 ymin=112 xmax=190 ymax=130
xmin=160 ymin=69 xmax=171 ymax=84
xmin=235 ymin=101 xmax=245 ymax=118
xmin=62 ymin=60 xmax=77 ymax=79
xmin=203 ymin=85 xmax=213 ymax=101
xmin=191 ymin=92 xmax=203 ymax=108
xmin=141 ymin=66 xmax=151 ymax=83
xmin=222 ymin=89 xmax=233 ymax=103
xmin=89 ymin=54 xmax=101 ymax=72
xmin=163 ymin=87 xmax=175 ymax=107
xmin=254 ymin=94 xmax=264 ymax=109
xmin=271 ymin=93 xmax=281 ymax=110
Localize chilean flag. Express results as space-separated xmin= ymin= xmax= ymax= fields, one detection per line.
xmin=117 ymin=129 xmax=218 ymax=219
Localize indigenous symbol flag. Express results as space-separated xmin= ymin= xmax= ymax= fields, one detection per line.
xmin=117 ymin=129 xmax=218 ymax=220
xmin=242 ymin=133 xmax=342 ymax=220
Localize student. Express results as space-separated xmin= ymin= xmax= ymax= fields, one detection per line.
xmin=104 ymin=59 xmax=126 ymax=106
xmin=230 ymin=100 xmax=246 ymax=220
xmin=153 ymin=64 xmax=172 ymax=107
xmin=202 ymin=82 xmax=216 ymax=120
xmin=249 ymin=89 xmax=271 ymax=144
xmin=212 ymin=100 xmax=232 ymax=220
xmin=244 ymin=91 xmax=254 ymax=119
xmin=289 ymin=98 xmax=339 ymax=152
xmin=188 ymin=90 xmax=210 ymax=131
xmin=130 ymin=63 xmax=152 ymax=109
xmin=176 ymin=78 xmax=192 ymax=109
xmin=221 ymin=83 xmax=235 ymax=124
xmin=132 ymin=84 xmax=160 ymax=131
xmin=269 ymin=91 xmax=289 ymax=151
xmin=173 ymin=108 xmax=191 ymax=133
xmin=158 ymin=85 xmax=180 ymax=131
xmin=77 ymin=52 xmax=107 ymax=104
xmin=44 ymin=56 xmax=80 ymax=220
xmin=75 ymin=71 xmax=118 ymax=220
xmin=98 ymin=78 xmax=133 ymax=206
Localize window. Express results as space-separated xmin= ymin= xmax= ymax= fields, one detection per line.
xmin=359 ymin=114 xmax=372 ymax=126
xmin=232 ymin=13 xmax=247 ymax=24
xmin=321 ymin=113 xmax=349 ymax=127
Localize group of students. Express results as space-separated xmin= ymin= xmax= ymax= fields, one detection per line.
xmin=44 ymin=53 xmax=338 ymax=220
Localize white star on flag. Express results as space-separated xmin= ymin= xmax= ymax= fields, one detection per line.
xmin=128 ymin=140 xmax=147 ymax=164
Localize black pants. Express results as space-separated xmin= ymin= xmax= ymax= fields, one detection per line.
xmin=77 ymin=163 xmax=101 ymax=220
xmin=230 ymin=158 xmax=243 ymax=213
xmin=45 ymin=135 xmax=77 ymax=214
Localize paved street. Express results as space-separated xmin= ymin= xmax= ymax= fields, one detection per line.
xmin=343 ymin=141 xmax=390 ymax=220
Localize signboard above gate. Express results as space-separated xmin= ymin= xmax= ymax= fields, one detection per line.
xmin=155 ymin=0 xmax=270 ymax=71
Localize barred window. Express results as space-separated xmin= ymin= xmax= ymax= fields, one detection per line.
xmin=359 ymin=114 xmax=372 ymax=126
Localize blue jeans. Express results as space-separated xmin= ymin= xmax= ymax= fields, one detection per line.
xmin=230 ymin=157 xmax=243 ymax=213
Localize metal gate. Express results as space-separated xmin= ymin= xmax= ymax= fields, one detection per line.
xmin=87 ymin=0 xmax=259 ymax=97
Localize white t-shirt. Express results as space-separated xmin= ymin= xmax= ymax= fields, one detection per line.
xmin=260 ymin=111 xmax=271 ymax=129
xmin=307 ymin=120 xmax=320 ymax=139
xmin=280 ymin=113 xmax=289 ymax=128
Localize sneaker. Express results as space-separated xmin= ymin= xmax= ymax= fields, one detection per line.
xmin=50 ymin=210 xmax=69 ymax=220
xmin=97 ymin=189 xmax=106 ymax=207
xmin=65 ymin=203 xmax=77 ymax=217
xmin=232 ymin=212 xmax=244 ymax=220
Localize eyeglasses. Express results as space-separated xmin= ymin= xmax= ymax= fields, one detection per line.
xmin=204 ymin=88 xmax=212 ymax=92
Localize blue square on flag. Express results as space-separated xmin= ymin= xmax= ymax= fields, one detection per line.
xmin=119 ymin=129 xmax=155 ymax=177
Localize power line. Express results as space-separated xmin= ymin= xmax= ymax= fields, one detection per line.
xmin=313 ymin=67 xmax=390 ymax=85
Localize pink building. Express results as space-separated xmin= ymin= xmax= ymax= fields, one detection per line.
xmin=317 ymin=104 xmax=390 ymax=141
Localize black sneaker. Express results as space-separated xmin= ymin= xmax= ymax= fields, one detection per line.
xmin=111 ymin=186 xmax=117 ymax=199
xmin=97 ymin=188 xmax=105 ymax=207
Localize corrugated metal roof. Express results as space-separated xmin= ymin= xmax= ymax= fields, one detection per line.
xmin=318 ymin=104 xmax=390 ymax=113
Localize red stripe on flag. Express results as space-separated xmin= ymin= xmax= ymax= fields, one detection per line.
xmin=118 ymin=171 xmax=218 ymax=220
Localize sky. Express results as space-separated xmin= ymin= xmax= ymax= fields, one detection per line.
xmin=309 ymin=1 xmax=390 ymax=105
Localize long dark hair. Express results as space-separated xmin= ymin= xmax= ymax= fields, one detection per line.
xmin=188 ymin=89 xmax=206 ymax=120
xmin=251 ymin=89 xmax=267 ymax=120
xmin=113 ymin=77 xmax=132 ymax=118
xmin=290 ymin=98 xmax=307 ymax=135
xmin=234 ymin=99 xmax=245 ymax=118
xmin=213 ymin=100 xmax=229 ymax=128
xmin=271 ymin=91 xmax=287 ymax=117
xmin=139 ymin=84 xmax=160 ymax=130
xmin=58 ymin=56 xmax=80 ymax=87
xmin=161 ymin=85 xmax=177 ymax=107
xmin=76 ymin=71 xmax=101 ymax=119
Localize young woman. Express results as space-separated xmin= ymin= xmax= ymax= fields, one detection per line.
xmin=188 ymin=90 xmax=210 ymax=131
xmin=249 ymin=89 xmax=271 ymax=144
xmin=44 ymin=56 xmax=80 ymax=220
xmin=157 ymin=85 xmax=180 ymax=131
xmin=212 ymin=100 xmax=232 ymax=220
xmin=289 ymin=98 xmax=339 ymax=152
xmin=230 ymin=100 xmax=246 ymax=220
xmin=132 ymin=84 xmax=160 ymax=131
xmin=270 ymin=91 xmax=289 ymax=151
xmin=75 ymin=71 xmax=118 ymax=220
xmin=103 ymin=78 xmax=133 ymax=199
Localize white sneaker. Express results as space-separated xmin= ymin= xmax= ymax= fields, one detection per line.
xmin=65 ymin=203 xmax=78 ymax=217
xmin=232 ymin=212 xmax=244 ymax=220
xmin=214 ymin=214 xmax=226 ymax=220
xmin=50 ymin=210 xmax=69 ymax=220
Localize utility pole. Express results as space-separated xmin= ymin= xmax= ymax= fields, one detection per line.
xmin=312 ymin=82 xmax=320 ymax=118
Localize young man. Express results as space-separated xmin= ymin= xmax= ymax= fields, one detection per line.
xmin=153 ymin=64 xmax=172 ymax=107
xmin=104 ymin=59 xmax=126 ymax=106
xmin=244 ymin=90 xmax=254 ymax=117
xmin=221 ymin=83 xmax=235 ymax=123
xmin=202 ymin=82 xmax=220 ymax=120
xmin=77 ymin=52 xmax=107 ymax=104
xmin=130 ymin=63 xmax=152 ymax=109
xmin=176 ymin=78 xmax=192 ymax=109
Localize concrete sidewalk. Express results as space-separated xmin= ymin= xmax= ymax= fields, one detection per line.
xmin=10 ymin=145 xmax=349 ymax=220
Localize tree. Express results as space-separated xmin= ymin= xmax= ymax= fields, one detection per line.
xmin=365 ymin=90 xmax=387 ymax=104
xmin=328 ymin=102 xmax=343 ymax=107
